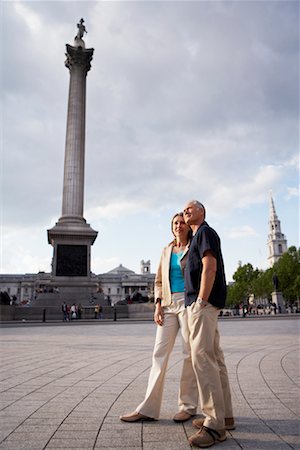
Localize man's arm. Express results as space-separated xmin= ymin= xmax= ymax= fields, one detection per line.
xmin=197 ymin=250 xmax=216 ymax=304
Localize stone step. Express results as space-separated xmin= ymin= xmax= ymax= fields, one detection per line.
xmin=30 ymin=292 xmax=109 ymax=308
xmin=128 ymin=303 xmax=154 ymax=319
xmin=3 ymin=305 xmax=128 ymax=321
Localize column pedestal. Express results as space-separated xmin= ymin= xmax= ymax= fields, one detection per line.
xmin=48 ymin=221 xmax=97 ymax=279
xmin=271 ymin=291 xmax=286 ymax=314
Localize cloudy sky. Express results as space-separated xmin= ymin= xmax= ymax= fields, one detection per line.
xmin=1 ymin=0 xmax=299 ymax=282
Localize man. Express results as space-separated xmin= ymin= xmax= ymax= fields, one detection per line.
xmin=183 ymin=200 xmax=234 ymax=448
xmin=61 ymin=302 xmax=67 ymax=322
xmin=94 ymin=304 xmax=99 ymax=319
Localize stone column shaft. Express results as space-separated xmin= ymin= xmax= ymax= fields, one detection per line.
xmin=61 ymin=66 xmax=86 ymax=220
xmin=59 ymin=44 xmax=93 ymax=223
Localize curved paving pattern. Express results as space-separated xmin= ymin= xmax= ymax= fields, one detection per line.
xmin=0 ymin=318 xmax=299 ymax=450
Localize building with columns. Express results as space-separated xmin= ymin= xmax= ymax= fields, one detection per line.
xmin=97 ymin=263 xmax=154 ymax=305
xmin=267 ymin=192 xmax=288 ymax=266
xmin=0 ymin=261 xmax=155 ymax=306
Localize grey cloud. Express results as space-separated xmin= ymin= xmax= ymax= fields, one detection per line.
xmin=2 ymin=1 xmax=298 ymax=229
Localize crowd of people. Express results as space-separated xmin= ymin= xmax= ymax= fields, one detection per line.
xmin=61 ymin=302 xmax=83 ymax=321
xmin=61 ymin=302 xmax=104 ymax=321
xmin=36 ymin=286 xmax=60 ymax=294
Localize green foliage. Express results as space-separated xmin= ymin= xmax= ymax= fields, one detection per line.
xmin=226 ymin=247 xmax=300 ymax=306
xmin=252 ymin=269 xmax=273 ymax=299
xmin=233 ymin=263 xmax=260 ymax=285
xmin=271 ymin=246 xmax=300 ymax=301
xmin=226 ymin=282 xmax=246 ymax=307
xmin=226 ymin=263 xmax=260 ymax=307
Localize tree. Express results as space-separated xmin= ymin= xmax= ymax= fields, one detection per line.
xmin=226 ymin=282 xmax=246 ymax=307
xmin=226 ymin=246 xmax=300 ymax=307
xmin=252 ymin=268 xmax=273 ymax=300
xmin=272 ymin=246 xmax=300 ymax=303
xmin=226 ymin=263 xmax=260 ymax=307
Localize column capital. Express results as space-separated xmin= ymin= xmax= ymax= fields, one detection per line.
xmin=65 ymin=44 xmax=94 ymax=74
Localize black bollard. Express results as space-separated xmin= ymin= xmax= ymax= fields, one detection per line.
xmin=43 ymin=308 xmax=46 ymax=322
xmin=113 ymin=306 xmax=117 ymax=322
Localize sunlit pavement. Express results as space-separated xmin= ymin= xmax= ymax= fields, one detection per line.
xmin=0 ymin=318 xmax=299 ymax=449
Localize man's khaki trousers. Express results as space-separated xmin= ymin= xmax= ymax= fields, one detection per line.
xmin=187 ymin=301 xmax=233 ymax=430
xmin=137 ymin=294 xmax=199 ymax=419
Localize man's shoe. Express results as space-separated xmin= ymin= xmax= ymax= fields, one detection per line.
xmin=189 ymin=426 xmax=226 ymax=448
xmin=173 ymin=411 xmax=195 ymax=422
xmin=120 ymin=411 xmax=155 ymax=422
xmin=225 ymin=417 xmax=235 ymax=430
xmin=192 ymin=417 xmax=235 ymax=431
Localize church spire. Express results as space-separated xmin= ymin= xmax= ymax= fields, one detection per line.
xmin=267 ymin=191 xmax=288 ymax=266
xmin=269 ymin=192 xmax=277 ymax=221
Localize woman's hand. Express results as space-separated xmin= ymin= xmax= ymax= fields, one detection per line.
xmin=154 ymin=304 xmax=164 ymax=326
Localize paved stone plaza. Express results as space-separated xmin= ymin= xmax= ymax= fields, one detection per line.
xmin=0 ymin=318 xmax=299 ymax=450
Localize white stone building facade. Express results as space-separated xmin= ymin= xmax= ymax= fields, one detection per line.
xmin=0 ymin=261 xmax=155 ymax=306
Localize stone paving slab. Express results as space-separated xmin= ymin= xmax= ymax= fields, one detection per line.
xmin=0 ymin=318 xmax=299 ymax=449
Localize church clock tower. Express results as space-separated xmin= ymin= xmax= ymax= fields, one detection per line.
xmin=267 ymin=192 xmax=288 ymax=266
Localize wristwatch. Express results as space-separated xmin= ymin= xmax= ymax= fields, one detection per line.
xmin=197 ymin=297 xmax=207 ymax=306
xmin=155 ymin=298 xmax=162 ymax=305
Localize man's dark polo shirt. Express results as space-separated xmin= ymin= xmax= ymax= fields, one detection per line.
xmin=184 ymin=221 xmax=227 ymax=309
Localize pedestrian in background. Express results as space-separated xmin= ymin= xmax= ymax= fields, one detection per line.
xmin=61 ymin=302 xmax=67 ymax=321
xmin=94 ymin=304 xmax=99 ymax=319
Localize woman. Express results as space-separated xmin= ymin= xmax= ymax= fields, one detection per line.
xmin=120 ymin=213 xmax=198 ymax=422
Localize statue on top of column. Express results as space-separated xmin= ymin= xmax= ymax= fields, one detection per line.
xmin=75 ymin=18 xmax=87 ymax=41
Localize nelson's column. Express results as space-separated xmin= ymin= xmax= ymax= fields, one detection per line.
xmin=47 ymin=19 xmax=98 ymax=298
